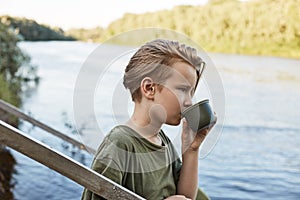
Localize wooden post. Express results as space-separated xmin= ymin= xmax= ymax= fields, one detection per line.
xmin=0 ymin=120 xmax=145 ymax=200
xmin=0 ymin=99 xmax=96 ymax=154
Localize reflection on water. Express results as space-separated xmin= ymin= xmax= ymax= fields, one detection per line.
xmin=10 ymin=41 xmax=300 ymax=200
xmin=0 ymin=147 xmax=16 ymax=200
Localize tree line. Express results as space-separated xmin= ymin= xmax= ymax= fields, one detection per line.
xmin=0 ymin=15 xmax=75 ymax=41
xmin=66 ymin=0 xmax=300 ymax=58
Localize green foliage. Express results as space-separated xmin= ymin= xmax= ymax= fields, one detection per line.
xmin=1 ymin=23 xmax=21 ymax=106
xmin=0 ymin=22 xmax=38 ymax=83
xmin=0 ymin=22 xmax=39 ymax=108
xmin=68 ymin=0 xmax=300 ymax=58
xmin=0 ymin=22 xmax=37 ymax=125
xmin=0 ymin=15 xmax=75 ymax=41
xmin=0 ymin=73 xmax=19 ymax=106
xmin=65 ymin=27 xmax=104 ymax=42
xmin=0 ymin=24 xmax=26 ymax=81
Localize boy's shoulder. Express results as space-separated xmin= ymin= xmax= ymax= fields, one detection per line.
xmin=107 ymin=125 xmax=134 ymax=140
xmin=102 ymin=125 xmax=172 ymax=153
xmin=102 ymin=125 xmax=136 ymax=151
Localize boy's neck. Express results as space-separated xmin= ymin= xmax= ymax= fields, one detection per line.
xmin=126 ymin=101 xmax=165 ymax=146
xmin=126 ymin=116 xmax=163 ymax=146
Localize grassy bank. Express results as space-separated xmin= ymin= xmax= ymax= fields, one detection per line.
xmin=66 ymin=0 xmax=300 ymax=59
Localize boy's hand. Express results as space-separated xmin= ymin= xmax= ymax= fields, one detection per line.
xmin=181 ymin=113 xmax=217 ymax=153
xmin=164 ymin=195 xmax=192 ymax=200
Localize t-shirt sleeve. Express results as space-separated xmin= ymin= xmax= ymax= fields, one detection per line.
xmin=160 ymin=131 xmax=210 ymax=200
xmin=81 ymin=131 xmax=131 ymax=200
xmin=196 ymin=187 xmax=210 ymax=200
xmin=172 ymin=156 xmax=182 ymax=186
xmin=92 ymin=157 xmax=123 ymax=185
xmin=92 ymin=129 xmax=133 ymax=181
xmin=159 ymin=130 xmax=183 ymax=186
xmin=81 ymin=158 xmax=124 ymax=200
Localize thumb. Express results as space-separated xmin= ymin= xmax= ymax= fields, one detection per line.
xmin=182 ymin=118 xmax=187 ymax=127
xmin=181 ymin=118 xmax=190 ymax=133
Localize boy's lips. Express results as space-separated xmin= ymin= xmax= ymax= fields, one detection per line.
xmin=178 ymin=112 xmax=183 ymax=119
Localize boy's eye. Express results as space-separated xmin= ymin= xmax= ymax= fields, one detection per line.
xmin=178 ymin=87 xmax=188 ymax=92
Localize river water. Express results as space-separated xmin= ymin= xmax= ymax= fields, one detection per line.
xmin=8 ymin=41 xmax=300 ymax=200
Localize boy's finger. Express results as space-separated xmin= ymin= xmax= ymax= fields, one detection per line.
xmin=182 ymin=118 xmax=190 ymax=130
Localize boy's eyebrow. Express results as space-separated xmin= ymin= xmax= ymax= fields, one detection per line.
xmin=177 ymin=84 xmax=191 ymax=87
xmin=176 ymin=83 xmax=194 ymax=89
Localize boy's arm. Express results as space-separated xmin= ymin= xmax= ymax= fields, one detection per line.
xmin=177 ymin=148 xmax=199 ymax=199
xmin=176 ymin=120 xmax=214 ymax=200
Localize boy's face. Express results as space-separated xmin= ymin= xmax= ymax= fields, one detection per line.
xmin=154 ymin=61 xmax=197 ymax=126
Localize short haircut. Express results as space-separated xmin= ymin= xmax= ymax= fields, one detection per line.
xmin=123 ymin=39 xmax=205 ymax=102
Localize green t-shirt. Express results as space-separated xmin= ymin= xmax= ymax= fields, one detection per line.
xmin=81 ymin=125 xmax=209 ymax=200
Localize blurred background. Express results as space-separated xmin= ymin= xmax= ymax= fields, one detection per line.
xmin=0 ymin=0 xmax=300 ymax=199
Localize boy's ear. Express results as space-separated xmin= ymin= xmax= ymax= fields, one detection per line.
xmin=141 ymin=77 xmax=155 ymax=100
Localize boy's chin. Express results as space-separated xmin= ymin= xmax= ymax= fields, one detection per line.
xmin=166 ymin=118 xmax=181 ymax=126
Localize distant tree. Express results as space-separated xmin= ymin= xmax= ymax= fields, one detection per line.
xmin=0 ymin=22 xmax=38 ymax=106
xmin=0 ymin=15 xmax=75 ymax=41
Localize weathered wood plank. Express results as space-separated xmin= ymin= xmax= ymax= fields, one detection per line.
xmin=0 ymin=120 xmax=145 ymax=200
xmin=0 ymin=99 xmax=96 ymax=154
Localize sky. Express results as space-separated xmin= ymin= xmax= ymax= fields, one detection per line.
xmin=0 ymin=0 xmax=208 ymax=30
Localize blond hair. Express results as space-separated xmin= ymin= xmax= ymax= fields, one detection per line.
xmin=123 ymin=39 xmax=205 ymax=102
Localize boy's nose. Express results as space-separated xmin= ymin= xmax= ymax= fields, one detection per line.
xmin=183 ymin=96 xmax=193 ymax=108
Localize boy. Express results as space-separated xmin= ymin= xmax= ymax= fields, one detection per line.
xmin=82 ymin=39 xmax=216 ymax=200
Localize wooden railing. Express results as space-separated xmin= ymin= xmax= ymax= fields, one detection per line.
xmin=0 ymin=100 xmax=145 ymax=200
xmin=0 ymin=99 xmax=96 ymax=154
